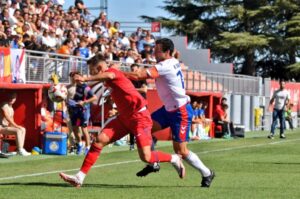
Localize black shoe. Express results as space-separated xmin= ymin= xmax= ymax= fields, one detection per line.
xmin=201 ymin=170 xmax=215 ymax=188
xmin=136 ymin=162 xmax=160 ymax=177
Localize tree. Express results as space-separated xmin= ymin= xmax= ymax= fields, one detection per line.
xmin=141 ymin=0 xmax=300 ymax=79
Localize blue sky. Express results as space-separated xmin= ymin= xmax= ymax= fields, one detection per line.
xmin=63 ymin=0 xmax=168 ymax=21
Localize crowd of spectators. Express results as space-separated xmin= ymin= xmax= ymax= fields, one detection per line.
xmin=0 ymin=0 xmax=158 ymax=65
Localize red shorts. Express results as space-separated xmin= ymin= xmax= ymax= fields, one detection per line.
xmin=102 ymin=109 xmax=153 ymax=148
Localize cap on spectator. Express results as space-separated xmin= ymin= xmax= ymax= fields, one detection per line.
xmin=11 ymin=0 xmax=17 ymax=4
xmin=143 ymin=43 xmax=152 ymax=47
xmin=118 ymin=30 xmax=125 ymax=35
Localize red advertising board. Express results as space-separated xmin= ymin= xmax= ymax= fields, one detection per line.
xmin=151 ymin=22 xmax=161 ymax=33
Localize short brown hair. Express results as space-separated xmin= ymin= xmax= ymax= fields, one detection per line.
xmin=69 ymin=71 xmax=80 ymax=77
xmin=87 ymin=53 xmax=106 ymax=66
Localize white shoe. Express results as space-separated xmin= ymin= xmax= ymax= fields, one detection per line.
xmin=18 ymin=148 xmax=31 ymax=156
xmin=171 ymin=155 xmax=186 ymax=179
xmin=59 ymin=173 xmax=82 ymax=188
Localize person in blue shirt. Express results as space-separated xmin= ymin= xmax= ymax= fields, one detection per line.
xmin=76 ymin=39 xmax=89 ymax=58
xmin=68 ymin=72 xmax=97 ymax=155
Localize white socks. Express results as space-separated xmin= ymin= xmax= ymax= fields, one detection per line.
xmin=184 ymin=151 xmax=211 ymax=177
xmin=76 ymin=171 xmax=86 ymax=183
xmin=170 ymin=154 xmax=179 ymax=164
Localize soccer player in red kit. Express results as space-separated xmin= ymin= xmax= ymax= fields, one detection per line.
xmin=59 ymin=53 xmax=185 ymax=187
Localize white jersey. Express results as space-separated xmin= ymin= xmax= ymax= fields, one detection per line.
xmin=153 ymin=58 xmax=190 ymax=111
xmin=272 ymin=89 xmax=290 ymax=110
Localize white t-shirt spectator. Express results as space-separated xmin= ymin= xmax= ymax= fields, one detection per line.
xmin=272 ymin=89 xmax=290 ymax=110
xmin=125 ymin=56 xmax=135 ymax=65
xmin=41 ymin=21 xmax=49 ymax=30
xmin=119 ymin=36 xmax=130 ymax=49
xmin=53 ymin=0 xmax=65 ymax=5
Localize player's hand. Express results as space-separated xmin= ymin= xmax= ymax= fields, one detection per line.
xmin=77 ymin=101 xmax=85 ymax=107
xmin=268 ymin=105 xmax=273 ymax=112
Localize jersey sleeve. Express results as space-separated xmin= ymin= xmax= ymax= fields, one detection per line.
xmin=154 ymin=62 xmax=169 ymax=76
xmin=84 ymin=86 xmax=95 ymax=99
xmin=146 ymin=67 xmax=159 ymax=78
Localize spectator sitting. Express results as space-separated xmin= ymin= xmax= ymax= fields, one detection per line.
xmin=0 ymin=93 xmax=31 ymax=156
xmin=213 ymin=103 xmax=235 ymax=138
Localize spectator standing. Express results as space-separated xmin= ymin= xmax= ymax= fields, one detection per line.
xmin=68 ymin=72 xmax=97 ymax=155
xmin=268 ymin=80 xmax=290 ymax=139
xmin=285 ymin=103 xmax=294 ymax=130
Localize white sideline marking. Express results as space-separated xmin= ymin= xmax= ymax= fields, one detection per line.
xmin=0 ymin=138 xmax=299 ymax=182
xmin=0 ymin=160 xmax=140 ymax=181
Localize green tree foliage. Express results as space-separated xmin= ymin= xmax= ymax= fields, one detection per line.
xmin=141 ymin=0 xmax=300 ymax=79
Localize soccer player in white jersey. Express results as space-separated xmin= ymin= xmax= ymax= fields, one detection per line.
xmin=268 ymin=80 xmax=290 ymax=139
xmin=125 ymin=38 xmax=215 ymax=188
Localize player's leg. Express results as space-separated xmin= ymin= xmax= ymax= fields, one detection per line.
xmin=129 ymin=110 xmax=185 ymax=178
xmin=136 ymin=106 xmax=169 ymax=177
xmin=171 ymin=104 xmax=215 ymax=187
xmin=80 ymin=109 xmax=91 ymax=154
xmin=59 ymin=116 xmax=127 ymax=187
xmin=70 ymin=110 xmax=84 ymax=154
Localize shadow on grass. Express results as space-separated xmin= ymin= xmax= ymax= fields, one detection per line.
xmin=0 ymin=182 xmax=199 ymax=188
xmin=253 ymin=162 xmax=300 ymax=165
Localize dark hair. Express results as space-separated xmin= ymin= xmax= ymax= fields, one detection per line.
xmin=87 ymin=53 xmax=106 ymax=66
xmin=130 ymin=63 xmax=139 ymax=69
xmin=222 ymin=104 xmax=228 ymax=109
xmin=221 ymin=97 xmax=227 ymax=101
xmin=63 ymin=38 xmax=72 ymax=45
xmin=155 ymin=38 xmax=174 ymax=56
xmin=8 ymin=92 xmax=17 ymax=99
xmin=69 ymin=71 xmax=80 ymax=77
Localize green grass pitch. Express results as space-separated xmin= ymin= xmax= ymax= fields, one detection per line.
xmin=1 ymin=130 xmax=300 ymax=199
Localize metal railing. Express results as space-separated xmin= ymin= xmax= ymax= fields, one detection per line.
xmin=24 ymin=50 xmax=261 ymax=95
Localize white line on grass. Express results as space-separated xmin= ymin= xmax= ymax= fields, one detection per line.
xmin=0 ymin=160 xmax=140 ymax=181
xmin=0 ymin=138 xmax=299 ymax=182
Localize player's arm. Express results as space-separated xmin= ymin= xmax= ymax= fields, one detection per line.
xmin=136 ymin=83 xmax=148 ymax=94
xmin=75 ymin=72 xmax=115 ymax=82
xmin=124 ymin=67 xmax=159 ymax=80
xmin=83 ymin=94 xmax=97 ymax=105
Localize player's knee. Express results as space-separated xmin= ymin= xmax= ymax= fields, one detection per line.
xmin=175 ymin=149 xmax=189 ymax=158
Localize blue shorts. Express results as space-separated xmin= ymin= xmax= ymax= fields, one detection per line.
xmin=151 ymin=103 xmax=193 ymax=142
xmin=69 ymin=107 xmax=90 ymax=127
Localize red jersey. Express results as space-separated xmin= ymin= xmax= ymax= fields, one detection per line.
xmin=214 ymin=104 xmax=226 ymax=120
xmin=104 ymin=68 xmax=147 ymax=116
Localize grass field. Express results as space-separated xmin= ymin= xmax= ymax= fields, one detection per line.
xmin=1 ymin=130 xmax=300 ymax=199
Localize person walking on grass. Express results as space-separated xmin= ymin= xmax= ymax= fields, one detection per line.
xmin=268 ymin=80 xmax=290 ymax=139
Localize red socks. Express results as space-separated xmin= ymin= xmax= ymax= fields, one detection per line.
xmin=80 ymin=144 xmax=102 ymax=174
xmin=149 ymin=151 xmax=172 ymax=163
